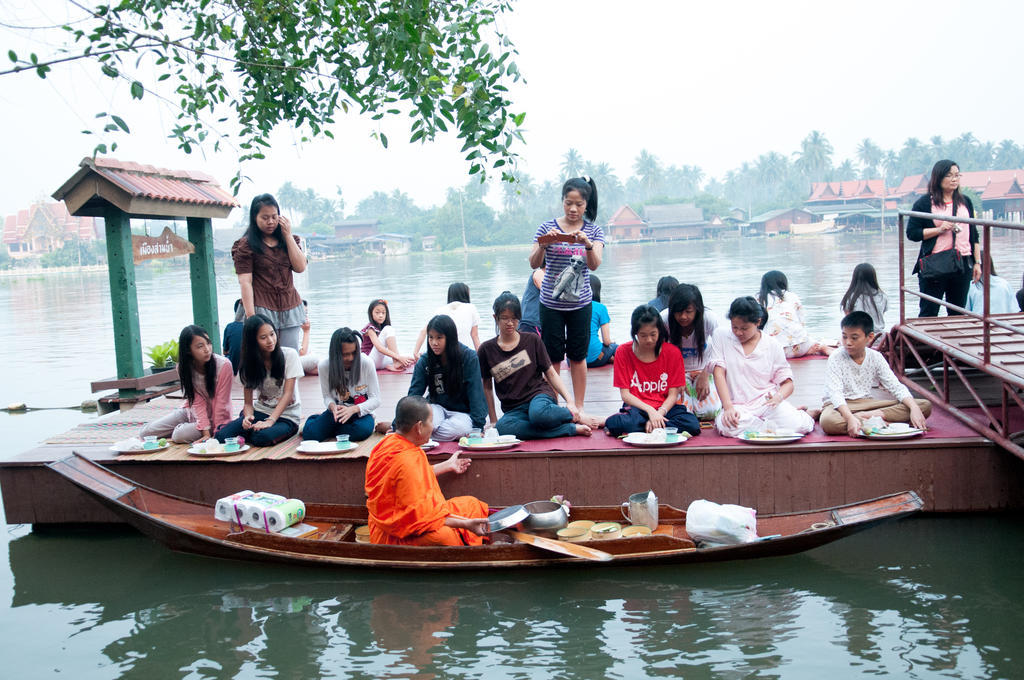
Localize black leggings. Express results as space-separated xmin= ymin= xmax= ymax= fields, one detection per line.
xmin=918 ymin=268 xmax=971 ymax=317
xmin=539 ymin=302 xmax=592 ymax=363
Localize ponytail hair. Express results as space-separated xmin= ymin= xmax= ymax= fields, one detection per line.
xmin=728 ymin=296 xmax=767 ymax=330
xmin=630 ymin=304 xmax=668 ymax=356
xmin=492 ymin=291 xmax=522 ymax=320
xmin=562 ymin=176 xmax=598 ymax=223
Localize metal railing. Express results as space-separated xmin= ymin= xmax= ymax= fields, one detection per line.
xmin=896 ymin=209 xmax=1024 ymax=458
xmin=898 ymin=209 xmax=1024 ymax=366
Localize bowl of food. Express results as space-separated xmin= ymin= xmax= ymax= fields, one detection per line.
xmin=556 ymin=526 xmax=590 ymax=543
xmin=621 ymin=525 xmax=652 ymax=538
xmin=354 ymin=525 xmax=371 ymax=543
xmin=590 ymin=522 xmax=622 ymax=540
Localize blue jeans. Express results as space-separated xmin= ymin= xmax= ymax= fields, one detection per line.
xmin=301 ymin=409 xmax=375 ymax=442
xmin=605 ymin=403 xmax=701 ymax=437
xmin=496 ymin=393 xmax=577 ymax=440
xmin=216 ymin=410 xmax=298 ymax=446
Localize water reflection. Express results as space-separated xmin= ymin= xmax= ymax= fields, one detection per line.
xmin=7 ymin=516 xmax=1023 ymax=678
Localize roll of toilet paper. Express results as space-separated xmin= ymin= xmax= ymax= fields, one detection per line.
xmin=214 ymin=490 xmax=255 ymax=522
xmin=262 ymin=499 xmax=306 ymax=532
xmin=240 ymin=492 xmax=287 ymax=528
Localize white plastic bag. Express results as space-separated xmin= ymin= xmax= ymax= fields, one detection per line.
xmin=685 ymin=499 xmax=758 ymax=545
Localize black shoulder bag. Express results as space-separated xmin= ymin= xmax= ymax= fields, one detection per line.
xmin=918 ymin=202 xmax=963 ymax=281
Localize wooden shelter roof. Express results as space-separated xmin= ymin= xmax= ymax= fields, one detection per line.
xmin=52 ymin=157 xmax=239 ymax=219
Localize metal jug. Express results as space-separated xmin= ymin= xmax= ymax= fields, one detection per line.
xmin=621 ymin=490 xmax=659 ymax=530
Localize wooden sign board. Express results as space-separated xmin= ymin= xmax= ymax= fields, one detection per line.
xmin=132 ymin=226 xmax=195 ymax=264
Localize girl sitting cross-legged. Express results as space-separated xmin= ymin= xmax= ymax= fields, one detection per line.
xmin=604 ymin=305 xmax=700 ymax=437
xmin=407 ymin=314 xmax=487 ymax=441
xmin=217 ymin=315 xmax=303 ymax=446
xmin=140 ymin=324 xmax=234 ymax=443
xmin=478 ymin=291 xmax=593 ymax=440
xmin=710 ymin=296 xmax=814 ymax=438
xmin=302 ymin=327 xmax=381 ymax=442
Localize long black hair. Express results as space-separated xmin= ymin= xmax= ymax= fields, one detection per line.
xmin=728 ymin=296 xmax=767 ymax=330
xmin=177 ymin=324 xmax=216 ymax=405
xmin=425 ymin=315 xmax=464 ymax=401
xmin=562 ymin=177 xmax=599 ymax=223
xmin=667 ymin=283 xmax=708 ymax=363
xmin=328 ymin=327 xmax=363 ymax=400
xmin=840 ymin=263 xmax=884 ymax=319
xmin=239 ymin=314 xmax=284 ymax=390
xmin=630 ymin=304 xmax=668 ymax=357
xmin=928 ymin=159 xmax=963 ymax=210
xmin=758 ymin=270 xmax=789 ymax=307
xmin=366 ymin=299 xmax=392 ymax=331
xmin=590 ymin=274 xmax=603 ymax=303
xmin=245 ymin=193 xmax=283 ymax=254
xmin=447 ymin=282 xmax=471 ymax=304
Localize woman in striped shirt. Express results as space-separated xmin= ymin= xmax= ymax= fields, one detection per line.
xmin=527 ymin=177 xmax=605 ymax=422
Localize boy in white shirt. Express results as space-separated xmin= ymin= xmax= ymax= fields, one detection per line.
xmin=820 ymin=311 xmax=931 ymax=436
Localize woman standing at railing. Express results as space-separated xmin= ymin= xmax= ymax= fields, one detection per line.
xmin=906 ymin=160 xmax=982 ymax=317
xmin=909 ymin=160 xmax=978 ymax=317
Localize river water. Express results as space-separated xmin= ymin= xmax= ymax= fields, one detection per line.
xmin=2 ymin=231 xmax=1024 ymax=678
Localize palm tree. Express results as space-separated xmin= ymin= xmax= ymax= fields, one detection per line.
xmin=633 ymin=149 xmax=664 ymax=200
xmin=834 ymin=159 xmax=856 ymax=180
xmin=898 ymin=138 xmax=928 ymax=178
xmin=856 ymin=138 xmax=883 ymax=178
xmin=795 ymin=130 xmax=833 ymax=181
xmin=756 ymin=152 xmax=789 ymax=187
xmin=561 ymin=148 xmax=585 ymax=180
xmin=995 ymin=140 xmax=1023 ymax=169
xmin=582 ymin=161 xmax=623 ymax=213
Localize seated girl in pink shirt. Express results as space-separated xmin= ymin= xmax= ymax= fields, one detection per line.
xmin=140 ymin=325 xmax=235 ymax=443
xmin=604 ymin=305 xmax=700 ymax=437
xmin=709 ymin=297 xmax=814 ymax=438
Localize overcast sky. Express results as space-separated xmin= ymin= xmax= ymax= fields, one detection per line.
xmin=2 ymin=0 xmax=1021 ymax=221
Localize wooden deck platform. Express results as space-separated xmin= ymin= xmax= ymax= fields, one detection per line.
xmin=3 ymin=359 xmax=1023 ymax=526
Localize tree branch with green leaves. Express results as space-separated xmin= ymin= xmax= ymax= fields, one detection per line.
xmin=4 ymin=0 xmax=526 ymax=190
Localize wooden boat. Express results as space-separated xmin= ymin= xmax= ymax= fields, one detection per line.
xmin=49 ymin=453 xmax=923 ymax=570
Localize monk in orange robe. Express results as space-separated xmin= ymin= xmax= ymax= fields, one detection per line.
xmin=366 ymin=395 xmax=489 ymax=546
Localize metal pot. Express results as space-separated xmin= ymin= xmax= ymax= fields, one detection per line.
xmin=522 ymin=501 xmax=569 ymax=531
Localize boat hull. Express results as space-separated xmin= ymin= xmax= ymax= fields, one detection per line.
xmin=47 ymin=453 xmax=923 ymax=571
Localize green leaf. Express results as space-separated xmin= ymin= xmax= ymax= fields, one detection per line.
xmin=7 ymin=50 xmax=16 ymax=62
xmin=130 ymin=81 xmax=144 ymax=99
xmin=110 ymin=115 xmax=130 ymax=133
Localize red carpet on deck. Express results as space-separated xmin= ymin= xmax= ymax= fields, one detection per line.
xmin=421 ymin=405 xmax=979 ymax=456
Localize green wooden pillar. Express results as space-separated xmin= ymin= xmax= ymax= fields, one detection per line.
xmin=103 ymin=207 xmax=144 ymax=398
xmin=187 ymin=216 xmax=221 ymax=353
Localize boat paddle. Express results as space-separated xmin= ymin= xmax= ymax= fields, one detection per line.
xmin=508 ymin=530 xmax=613 ymax=562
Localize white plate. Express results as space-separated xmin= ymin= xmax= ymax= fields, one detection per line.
xmin=110 ymin=443 xmax=170 ymax=454
xmin=187 ymin=444 xmax=251 ymax=457
xmin=738 ymin=433 xmax=805 ymax=445
xmin=296 ymin=441 xmax=359 ymax=454
xmin=861 ymin=428 xmax=925 ymax=440
xmin=622 ymin=434 xmax=689 ymax=447
xmin=459 ymin=439 xmax=522 ymax=451
xmin=421 ymin=440 xmax=439 ymax=450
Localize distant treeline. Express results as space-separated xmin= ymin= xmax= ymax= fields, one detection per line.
xmin=272 ymin=131 xmax=1024 ymax=249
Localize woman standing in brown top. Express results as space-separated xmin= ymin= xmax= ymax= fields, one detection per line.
xmin=231 ymin=194 xmax=308 ymax=351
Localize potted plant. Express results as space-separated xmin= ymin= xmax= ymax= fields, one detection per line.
xmin=146 ymin=339 xmax=179 ymax=373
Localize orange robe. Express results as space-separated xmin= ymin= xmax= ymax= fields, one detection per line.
xmin=365 ymin=433 xmax=489 ymax=546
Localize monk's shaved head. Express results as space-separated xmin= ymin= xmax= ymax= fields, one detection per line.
xmin=394 ymin=395 xmax=432 ymax=433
